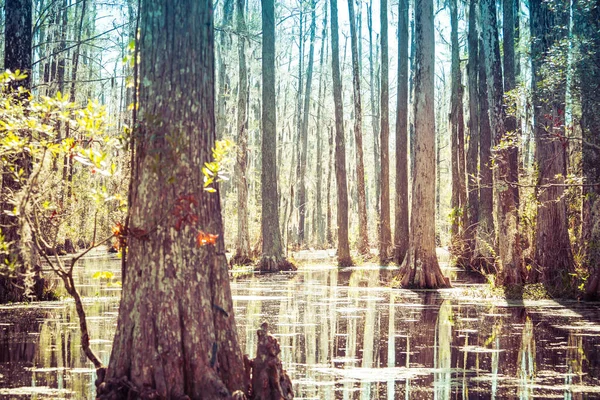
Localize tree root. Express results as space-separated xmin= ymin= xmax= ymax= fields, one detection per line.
xmin=230 ymin=253 xmax=254 ymax=267
xmin=257 ymin=256 xmax=296 ymax=272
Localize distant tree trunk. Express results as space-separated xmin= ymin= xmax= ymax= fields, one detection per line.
xmin=477 ymin=36 xmax=495 ymax=264
xmin=530 ymin=0 xmax=573 ymax=289
xmin=397 ymin=0 xmax=450 ymax=289
xmin=394 ymin=0 xmax=409 ymax=264
xmin=315 ymin=1 xmax=328 ymax=248
xmin=96 ymin=0 xmax=249 ymax=397
xmin=449 ymin=0 xmax=467 ymax=266
xmin=367 ymin=1 xmax=381 ymax=217
xmin=326 ymin=125 xmax=334 ymax=246
xmin=464 ymin=0 xmax=479 ymax=265
xmin=292 ymin=10 xmax=305 ymax=247
xmin=481 ymin=0 xmax=523 ymax=285
xmin=297 ymin=1 xmax=316 ymax=247
xmin=330 ymin=0 xmax=352 ymax=266
xmin=216 ymin=0 xmax=234 ymax=140
xmin=259 ymin=0 xmax=293 ymax=272
xmin=231 ymin=0 xmax=251 ymax=266
xmin=575 ymin=0 xmax=600 ymax=299
xmin=379 ymin=0 xmax=392 ymax=262
xmin=347 ymin=0 xmax=369 ymax=255
xmin=503 ymin=0 xmax=520 ymax=212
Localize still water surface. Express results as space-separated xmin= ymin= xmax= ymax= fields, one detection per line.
xmin=1 ymin=254 xmax=600 ymax=399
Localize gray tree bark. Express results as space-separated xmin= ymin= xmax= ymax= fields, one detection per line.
xmin=348 ymin=0 xmax=369 ymax=255
xmin=379 ymin=0 xmax=392 ymax=262
xmin=394 ymin=0 xmax=409 ymax=264
xmin=330 ymin=0 xmax=352 ymax=266
xmin=397 ymin=0 xmax=450 ymax=289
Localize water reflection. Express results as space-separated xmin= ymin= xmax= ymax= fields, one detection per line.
xmin=1 ymin=259 xmax=600 ymax=399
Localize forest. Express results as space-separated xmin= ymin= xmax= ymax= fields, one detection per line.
xmin=1 ymin=0 xmax=600 ymax=398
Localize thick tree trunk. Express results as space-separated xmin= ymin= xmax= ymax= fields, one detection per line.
xmin=330 ymin=0 xmax=352 ymax=266
xmin=397 ymin=0 xmax=450 ymax=289
xmin=393 ymin=0 xmax=409 ymax=264
xmin=530 ymin=0 xmax=573 ymax=289
xmin=464 ymin=0 xmax=479 ymax=266
xmin=97 ymin=0 xmax=249 ymax=397
xmin=347 ymin=0 xmax=369 ymax=255
xmin=481 ymin=0 xmax=523 ymax=285
xmin=297 ymin=2 xmax=316 ymax=247
xmin=378 ymin=0 xmax=392 ymax=262
xmin=1 ymin=0 xmax=35 ymax=304
xmin=231 ymin=0 xmax=251 ymax=266
xmin=449 ymin=0 xmax=467 ymax=266
xmin=575 ymin=0 xmax=600 ymax=299
xmin=259 ymin=0 xmax=294 ymax=272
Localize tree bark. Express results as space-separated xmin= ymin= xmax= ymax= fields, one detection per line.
xmin=367 ymin=1 xmax=380 ymax=219
xmin=449 ymin=0 xmax=467 ymax=266
xmin=347 ymin=0 xmax=369 ymax=255
xmin=216 ymin=0 xmax=234 ymax=139
xmin=97 ymin=0 xmax=249 ymax=397
xmin=378 ymin=0 xmax=392 ymax=262
xmin=397 ymin=0 xmax=450 ymax=289
xmin=259 ymin=0 xmax=293 ymax=272
xmin=297 ymin=1 xmax=317 ymax=247
xmin=231 ymin=0 xmax=252 ymax=266
xmin=464 ymin=0 xmax=479 ymax=266
xmin=330 ymin=0 xmax=352 ymax=266
xmin=394 ymin=0 xmax=409 ymax=264
xmin=314 ymin=1 xmax=328 ymax=248
xmin=481 ymin=0 xmax=523 ymax=285
xmin=477 ymin=35 xmax=495 ymax=266
xmin=530 ymin=0 xmax=573 ymax=289
xmin=1 ymin=0 xmax=35 ymax=304
xmin=575 ymin=0 xmax=600 ymax=299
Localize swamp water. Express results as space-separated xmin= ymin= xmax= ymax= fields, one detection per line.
xmin=1 ymin=254 xmax=600 ymax=399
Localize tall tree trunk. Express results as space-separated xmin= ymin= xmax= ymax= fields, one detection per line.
xmin=477 ymin=36 xmax=495 ymax=264
xmin=530 ymin=0 xmax=573 ymax=289
xmin=449 ymin=0 xmax=467 ymax=265
xmin=367 ymin=1 xmax=380 ymax=218
xmin=330 ymin=0 xmax=352 ymax=266
xmin=315 ymin=1 xmax=328 ymax=248
xmin=464 ymin=0 xmax=479 ymax=265
xmin=575 ymin=0 xmax=600 ymax=299
xmin=297 ymin=1 xmax=316 ymax=247
xmin=326 ymin=125 xmax=334 ymax=246
xmin=216 ymin=0 xmax=234 ymax=139
xmin=292 ymin=10 xmax=304 ymax=247
xmin=259 ymin=0 xmax=293 ymax=272
xmin=97 ymin=0 xmax=249 ymax=397
xmin=397 ymin=0 xmax=449 ymax=289
xmin=231 ymin=0 xmax=251 ymax=265
xmin=481 ymin=0 xmax=523 ymax=285
xmin=379 ymin=0 xmax=392 ymax=262
xmin=503 ymin=0 xmax=520 ymax=211
xmin=347 ymin=0 xmax=369 ymax=255
xmin=394 ymin=0 xmax=409 ymax=264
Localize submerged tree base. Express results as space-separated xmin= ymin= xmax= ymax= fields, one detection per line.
xmin=257 ymin=256 xmax=296 ymax=273
xmin=97 ymin=322 xmax=293 ymax=400
xmin=396 ymin=247 xmax=450 ymax=289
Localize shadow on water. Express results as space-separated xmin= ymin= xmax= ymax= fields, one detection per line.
xmin=1 ymin=255 xmax=600 ymax=399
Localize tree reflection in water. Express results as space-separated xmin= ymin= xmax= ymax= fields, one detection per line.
xmin=1 ymin=262 xmax=600 ymax=399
